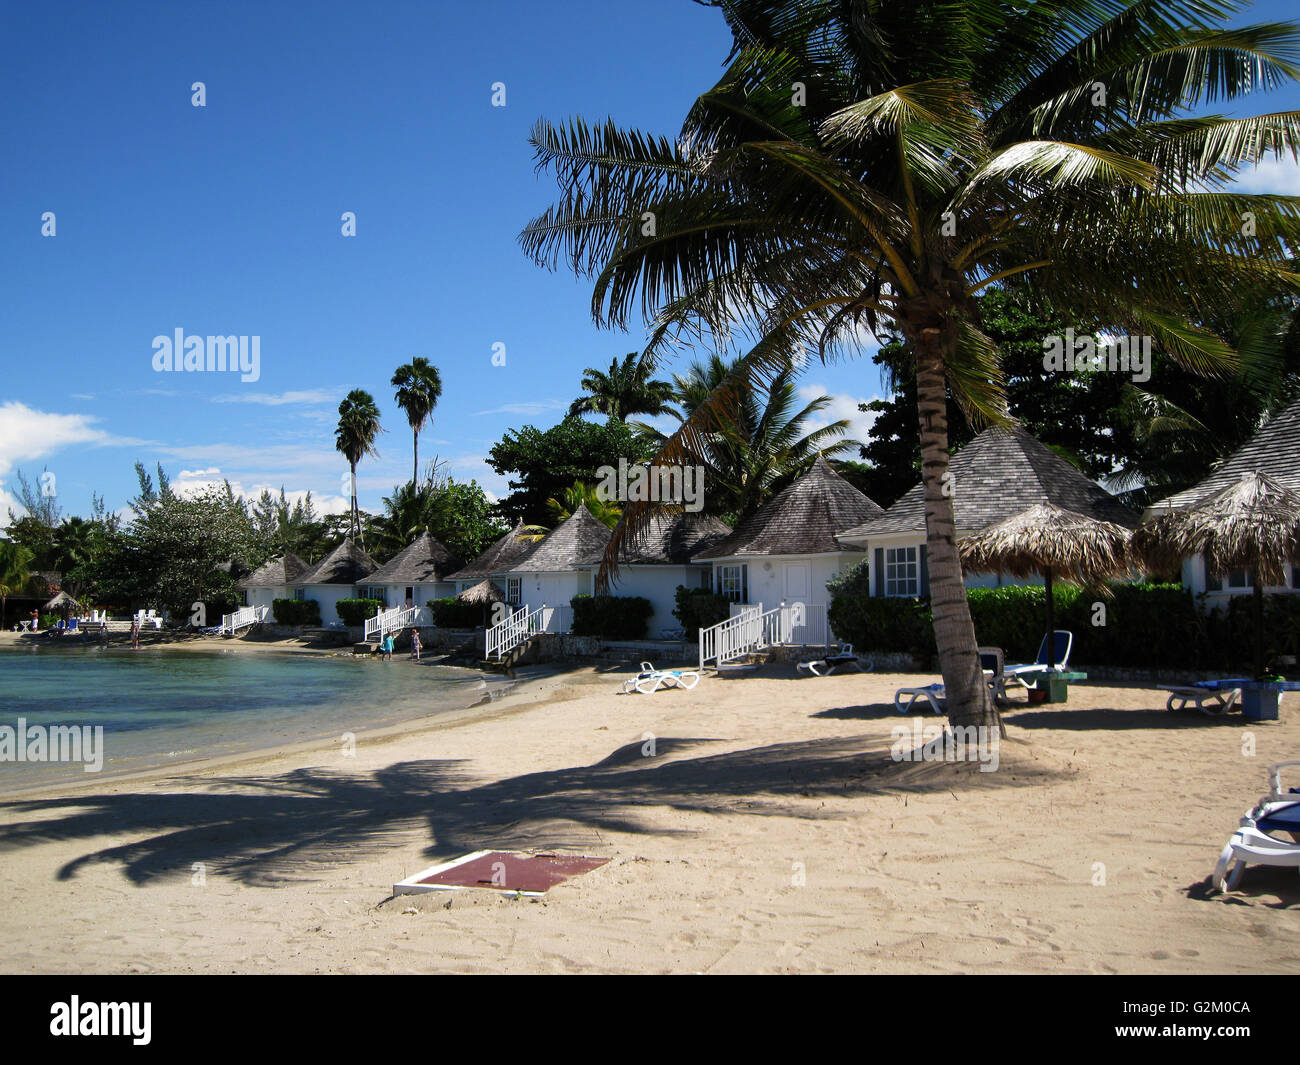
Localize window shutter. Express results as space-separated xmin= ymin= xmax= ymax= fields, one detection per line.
xmin=874 ymin=548 xmax=884 ymax=596
xmin=919 ymin=545 xmax=929 ymax=597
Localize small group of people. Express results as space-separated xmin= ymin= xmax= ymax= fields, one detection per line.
xmin=372 ymin=627 xmax=421 ymax=662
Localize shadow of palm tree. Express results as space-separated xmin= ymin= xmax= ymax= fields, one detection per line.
xmin=0 ymin=733 xmax=1067 ymax=888
xmin=1001 ymin=705 xmax=1244 ymax=730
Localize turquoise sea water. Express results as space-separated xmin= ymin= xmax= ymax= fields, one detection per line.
xmin=0 ymin=645 xmax=494 ymax=789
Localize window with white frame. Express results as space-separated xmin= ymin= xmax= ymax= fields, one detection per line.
xmin=885 ymin=546 xmax=919 ymax=597
xmin=505 ymin=578 xmax=522 ymax=606
xmin=716 ymin=564 xmax=747 ymax=603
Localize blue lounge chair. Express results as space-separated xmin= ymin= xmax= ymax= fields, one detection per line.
xmin=998 ymin=631 xmax=1073 ymax=699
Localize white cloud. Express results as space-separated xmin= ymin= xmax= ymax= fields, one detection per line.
xmin=472 ymin=400 xmax=568 ymax=417
xmin=1231 ymin=157 xmax=1300 ymax=196
xmin=0 ymin=401 xmax=115 ymax=478
xmin=211 ymin=389 xmax=342 ymax=406
xmin=169 ymin=467 xmax=350 ymax=515
xmin=797 ymin=384 xmax=882 ymax=449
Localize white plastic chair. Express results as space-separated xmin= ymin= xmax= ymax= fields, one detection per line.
xmin=1212 ymin=761 xmax=1300 ymax=893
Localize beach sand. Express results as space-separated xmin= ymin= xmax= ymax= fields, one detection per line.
xmin=0 ymin=659 xmax=1297 ymax=974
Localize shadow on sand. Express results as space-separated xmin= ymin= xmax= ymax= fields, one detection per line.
xmin=0 ymin=732 xmax=1065 ymax=887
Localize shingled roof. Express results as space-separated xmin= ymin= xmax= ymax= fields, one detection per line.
xmin=1149 ymin=396 xmax=1300 ymax=514
xmin=237 ymin=552 xmax=310 ymax=589
xmin=618 ymin=511 xmax=732 ymax=564
xmin=840 ymin=426 xmax=1137 ymax=539
xmin=294 ymin=537 xmax=379 ymax=585
xmin=446 ymin=522 xmax=538 ymax=581
xmin=366 ymin=532 xmax=462 ymax=585
xmin=694 ymin=455 xmax=885 ymax=559
xmin=505 ymin=504 xmax=612 ymax=573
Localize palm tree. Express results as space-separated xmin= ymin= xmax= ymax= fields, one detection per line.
xmin=569 ymin=352 xmax=675 ymax=421
xmin=392 ymin=357 xmax=443 ymax=486
xmin=0 ymin=540 xmax=34 ymax=632
xmin=547 ymin=482 xmax=623 ymax=529
xmin=521 ymin=0 xmax=1300 ymax=728
xmin=651 ymin=355 xmax=855 ymax=520
xmin=335 ymin=389 xmax=383 ymax=546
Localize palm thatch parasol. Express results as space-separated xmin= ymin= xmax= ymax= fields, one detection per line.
xmin=455 ymin=579 xmax=506 ymax=627
xmin=42 ymin=590 xmax=83 ymax=616
xmin=1133 ymin=472 xmax=1300 ymax=677
xmin=959 ymin=502 xmax=1134 ymax=667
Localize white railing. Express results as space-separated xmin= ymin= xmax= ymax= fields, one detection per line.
xmin=699 ymin=601 xmax=835 ymax=668
xmin=781 ymin=602 xmax=832 ymax=648
xmin=221 ymin=605 xmax=267 ymax=635
xmin=701 ymin=604 xmax=766 ymax=669
xmin=486 ymin=604 xmax=546 ymax=660
xmin=365 ymin=605 xmax=419 ymax=642
xmin=538 ymin=603 xmax=572 ymax=634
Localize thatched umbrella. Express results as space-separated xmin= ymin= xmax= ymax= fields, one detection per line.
xmin=1133 ymin=472 xmax=1300 ymax=678
xmin=960 ymin=502 xmax=1134 ymax=668
xmin=455 ymin=579 xmax=506 ymax=627
xmin=42 ymin=590 xmax=83 ymax=618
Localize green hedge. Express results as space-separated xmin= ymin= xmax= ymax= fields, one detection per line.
xmin=334 ymin=598 xmax=385 ymax=627
xmin=672 ymin=586 xmax=732 ymax=639
xmin=828 ymin=580 xmax=1300 ymax=672
xmin=429 ymin=597 xmax=484 ymax=628
xmin=571 ymin=594 xmax=654 ymax=639
xmin=271 ymin=598 xmax=321 ymax=626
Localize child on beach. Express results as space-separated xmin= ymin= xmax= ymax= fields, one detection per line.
xmin=131 ymin=617 xmax=140 ymax=649
xmin=411 ymin=629 xmax=421 ymax=661
xmin=382 ymin=633 xmax=394 ymax=661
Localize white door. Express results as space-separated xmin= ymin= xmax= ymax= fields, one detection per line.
xmin=783 ymin=562 xmax=811 ymax=603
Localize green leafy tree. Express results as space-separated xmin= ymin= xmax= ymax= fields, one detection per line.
xmin=335 ymin=389 xmax=383 ymax=546
xmin=569 ymin=352 xmax=675 ymax=421
xmin=372 ymin=477 xmax=506 ymax=561
xmin=392 ymin=357 xmax=444 ymax=486
xmin=487 ymin=415 xmax=654 ymax=526
xmin=521 ymin=0 xmax=1300 ymax=727
xmin=0 ymin=540 xmax=34 ymax=631
xmin=546 ymin=482 xmax=622 ymax=529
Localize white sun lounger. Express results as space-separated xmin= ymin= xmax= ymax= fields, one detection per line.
xmin=893 ymin=682 xmax=947 ymax=714
xmin=1212 ymin=761 xmax=1300 ymax=893
xmin=621 ymin=661 xmax=701 ymax=695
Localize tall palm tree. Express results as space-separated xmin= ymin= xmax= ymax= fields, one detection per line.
xmin=649 ymin=355 xmax=855 ymax=519
xmin=0 ymin=540 xmax=34 ymax=632
xmin=392 ymin=357 xmax=443 ymax=486
xmin=569 ymin=352 xmax=675 ymax=420
xmin=522 ymin=0 xmax=1300 ymax=727
xmin=335 ymin=389 xmax=383 ymax=546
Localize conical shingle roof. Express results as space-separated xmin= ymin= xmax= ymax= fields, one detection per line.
xmin=367 ymin=532 xmax=462 ymax=584
xmin=237 ymin=552 xmax=310 ymax=589
xmin=446 ymin=522 xmax=538 ymax=581
xmin=505 ymin=504 xmax=612 ymax=573
xmin=1148 ymin=395 xmax=1300 ymax=514
xmin=840 ymin=426 xmax=1136 ymax=539
xmin=294 ymin=537 xmax=379 ymax=585
xmin=618 ymin=511 xmax=732 ymax=564
xmin=694 ymin=455 xmax=885 ymax=559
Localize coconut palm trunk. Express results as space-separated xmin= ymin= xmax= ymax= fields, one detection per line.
xmin=350 ymin=463 xmax=359 ymax=541
xmin=915 ymin=331 xmax=995 ymax=728
xmin=412 ymin=430 xmax=419 ymax=488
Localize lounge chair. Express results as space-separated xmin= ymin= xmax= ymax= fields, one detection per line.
xmin=797 ymin=643 xmax=872 ymax=676
xmin=1211 ymin=761 xmax=1300 ymax=893
xmin=1163 ymin=679 xmax=1248 ymax=715
xmin=895 ymin=650 xmax=1004 ymax=714
xmin=999 ymin=631 xmax=1073 ymax=698
xmin=621 ymin=661 xmax=701 ymax=695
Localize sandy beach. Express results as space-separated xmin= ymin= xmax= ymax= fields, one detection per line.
xmin=1 ymin=653 xmax=1297 ymax=975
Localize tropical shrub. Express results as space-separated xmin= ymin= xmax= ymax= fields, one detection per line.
xmin=571 ymin=594 xmax=653 ymax=639
xmin=271 ymin=598 xmax=321 ymax=626
xmin=672 ymin=585 xmax=732 ymax=639
xmin=334 ymin=598 xmax=385 ymax=627
xmin=429 ymin=598 xmax=484 ymax=629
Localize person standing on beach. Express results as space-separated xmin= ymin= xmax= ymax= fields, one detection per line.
xmin=382 ymin=633 xmax=394 ymax=661
xmin=131 ymin=616 xmax=140 ymax=649
xmin=411 ymin=628 xmax=421 ymax=661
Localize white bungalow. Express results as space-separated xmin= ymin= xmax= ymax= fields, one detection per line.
xmin=289 ymin=537 xmax=381 ymax=626
xmin=838 ymin=426 xmax=1136 ymax=596
xmin=1145 ymin=396 xmax=1300 ymax=605
xmin=445 ymin=522 xmax=538 ymax=605
xmin=364 ymin=532 xmax=463 ymax=619
xmin=236 ymin=552 xmax=310 ymax=616
xmin=496 ymin=505 xmax=611 ymax=631
xmin=692 ymin=455 xmax=886 ymax=642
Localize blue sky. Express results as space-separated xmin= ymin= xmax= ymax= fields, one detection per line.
xmin=2 ymin=0 xmax=1299 ymax=524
